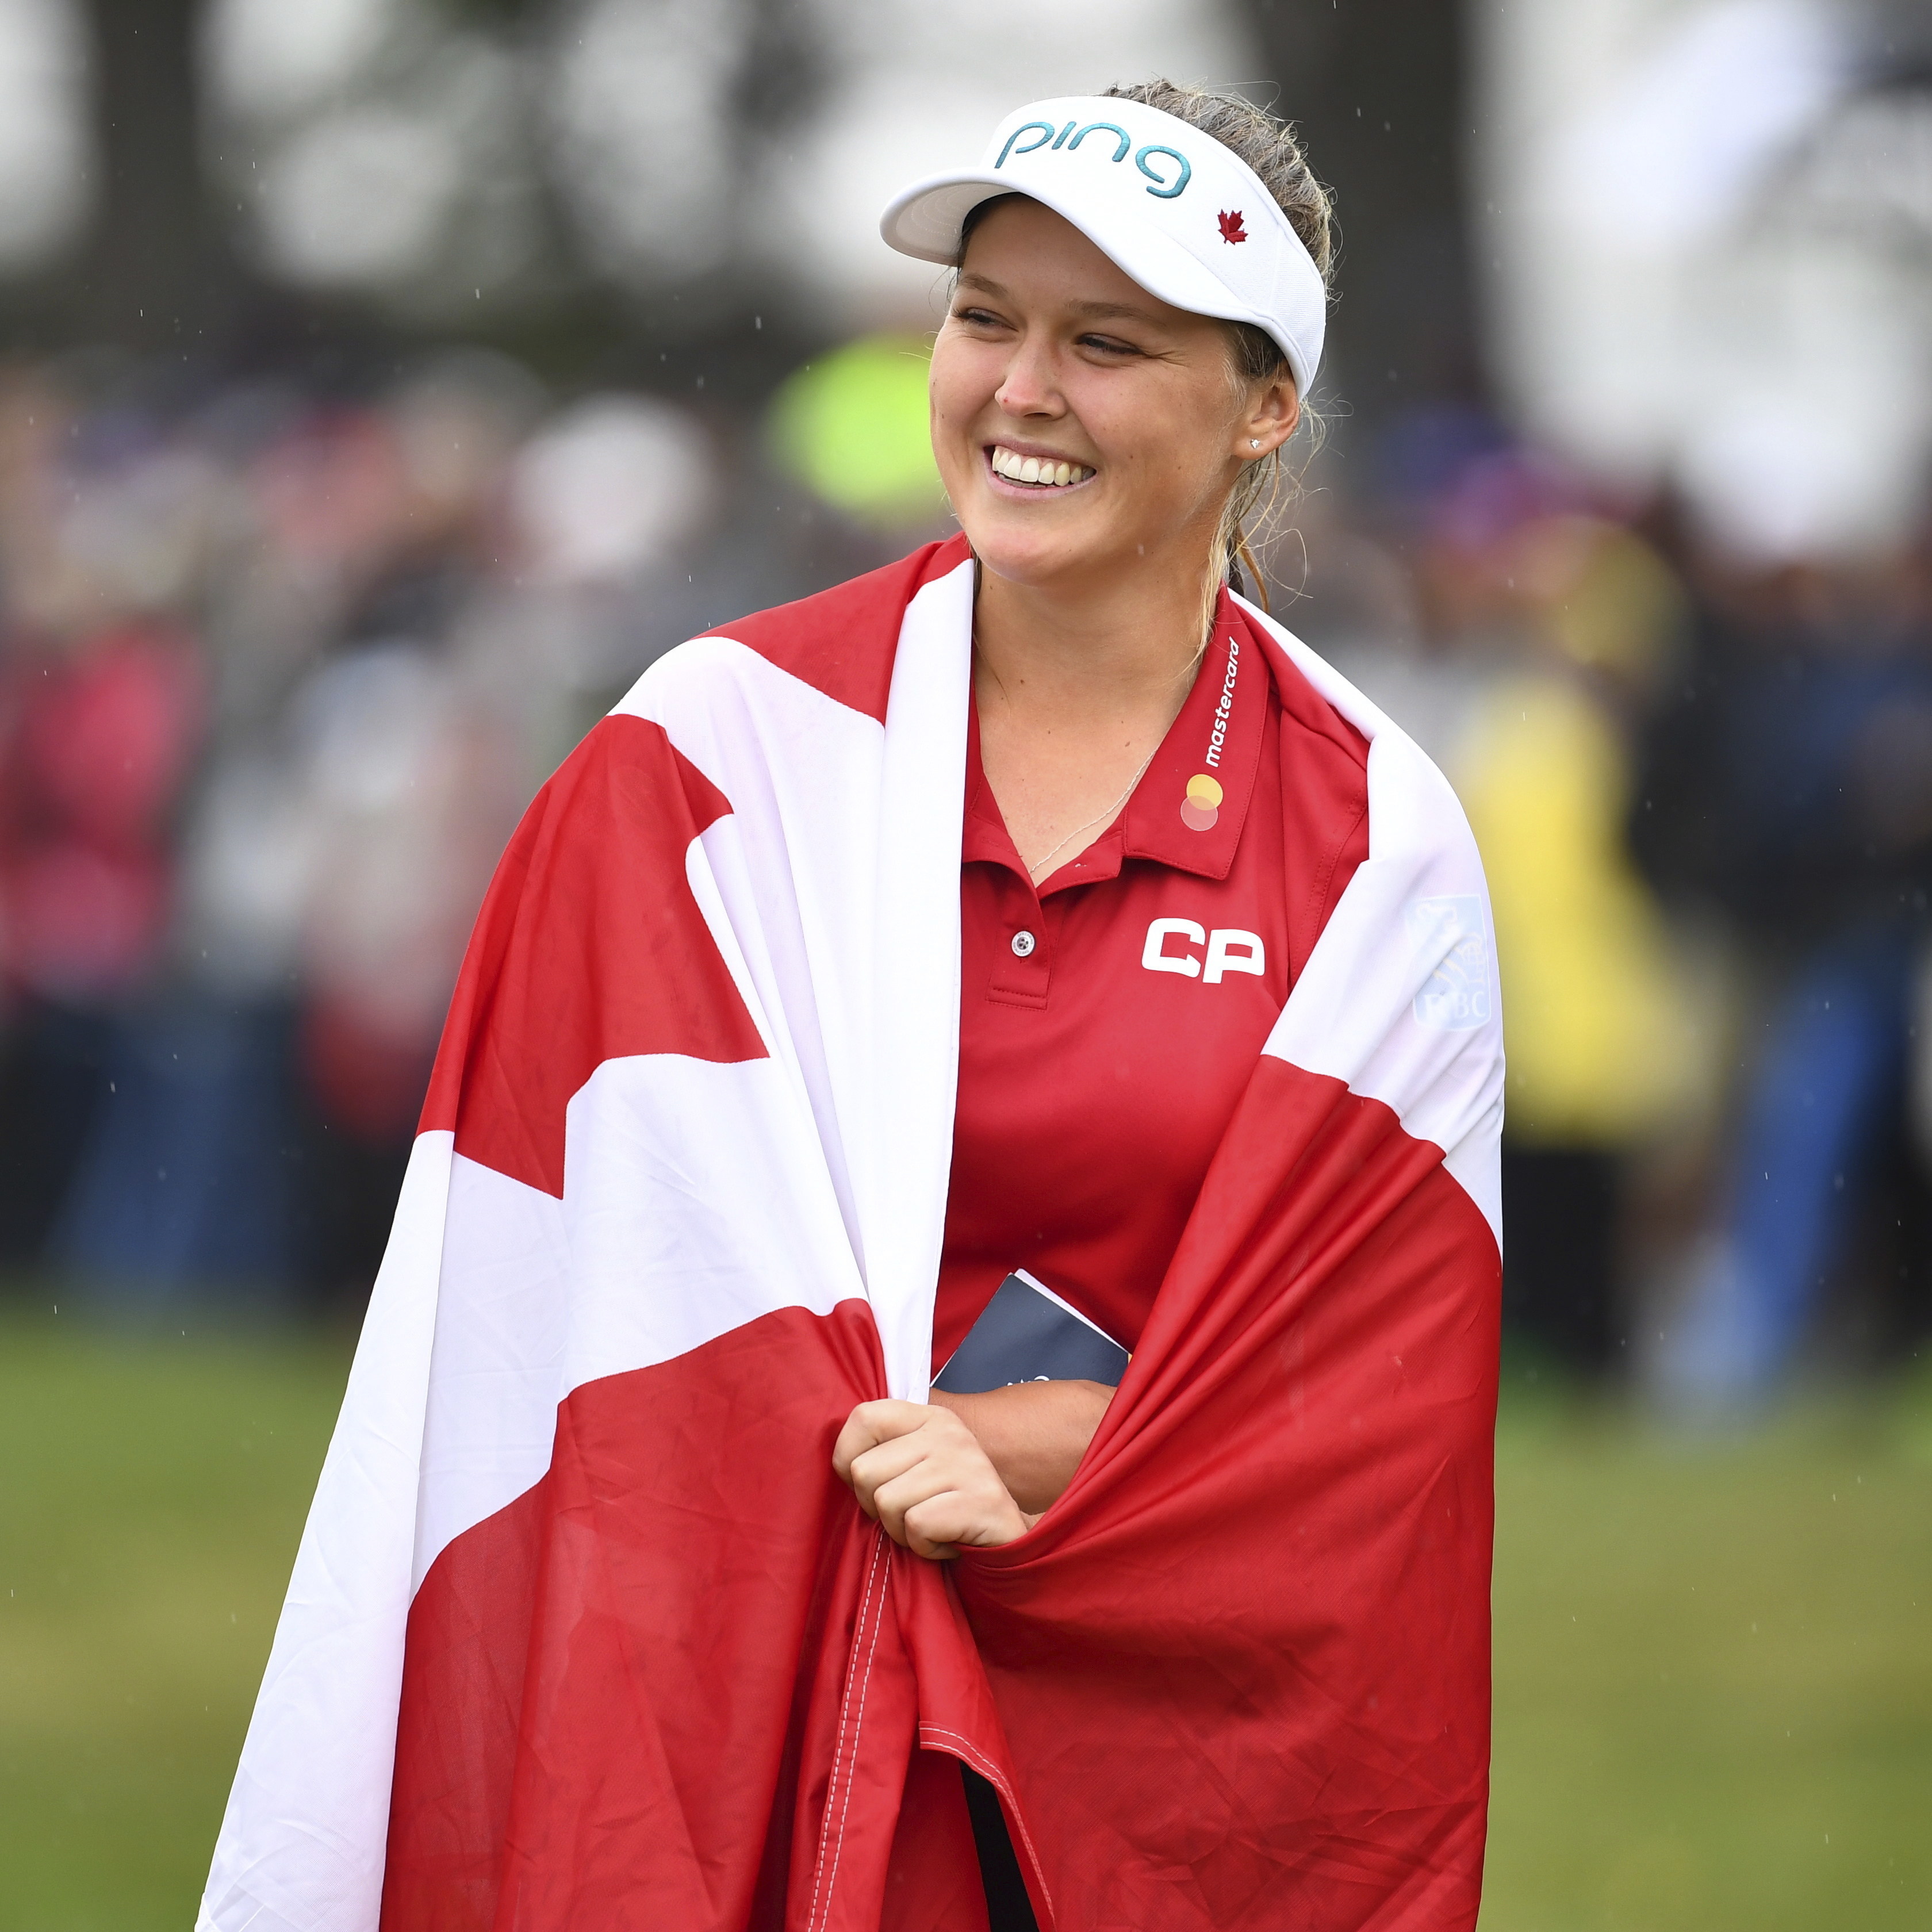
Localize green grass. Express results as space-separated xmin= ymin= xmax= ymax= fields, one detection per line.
xmin=0 ymin=1310 xmax=354 ymax=1932
xmin=1484 ymin=1366 xmax=1932 ymax=1930
xmin=1 ymin=1313 xmax=1927 ymax=1930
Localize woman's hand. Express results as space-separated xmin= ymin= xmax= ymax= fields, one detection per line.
xmin=833 ymin=1380 xmax=1115 ymax=1557
xmin=833 ymin=1401 xmax=1033 ymax=1559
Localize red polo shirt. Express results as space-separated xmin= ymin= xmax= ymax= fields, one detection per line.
xmin=936 ymin=597 xmax=1370 ymax=1372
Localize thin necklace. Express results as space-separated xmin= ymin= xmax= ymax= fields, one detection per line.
xmin=970 ymin=628 xmax=1162 ymax=882
xmin=1023 ymin=741 xmax=1159 ymax=883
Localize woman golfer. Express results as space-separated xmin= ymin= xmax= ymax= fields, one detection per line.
xmin=204 ymin=82 xmax=1504 ymax=1932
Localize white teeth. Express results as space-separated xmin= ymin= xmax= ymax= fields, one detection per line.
xmin=990 ymin=446 xmax=1092 ymax=487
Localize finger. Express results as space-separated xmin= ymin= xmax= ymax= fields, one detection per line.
xmin=901 ymin=1491 xmax=1010 ymax=1561
xmin=871 ymin=1459 xmax=1009 ymax=1551
xmin=904 ymin=1487 xmax=1029 ymax=1555
xmin=845 ymin=1435 xmax=932 ymax=1515
xmin=862 ymin=1419 xmax=998 ymax=1536
xmin=895 ymin=1486 xmax=973 ymax=1560
xmin=831 ymin=1414 xmax=879 ymax=1488
xmin=867 ymin=1462 xmax=956 ymax=1548
xmin=831 ymin=1401 xmax=931 ymax=1484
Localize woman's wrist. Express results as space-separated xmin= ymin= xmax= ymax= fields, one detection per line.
xmin=928 ymin=1379 xmax=1113 ymax=1517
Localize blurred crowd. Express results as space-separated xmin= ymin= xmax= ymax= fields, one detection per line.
xmin=1 ymin=339 xmax=1926 ymax=1412
xmin=1294 ymin=406 xmax=1932 ymax=1409
xmin=0 ymin=345 xmax=905 ymax=1312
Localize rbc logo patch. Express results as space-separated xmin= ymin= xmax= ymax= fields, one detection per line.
xmin=1406 ymin=895 xmax=1491 ymax=1032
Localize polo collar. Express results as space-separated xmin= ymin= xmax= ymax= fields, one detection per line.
xmin=962 ymin=589 xmax=1271 ymax=892
xmin=1110 ymin=590 xmax=1268 ymax=882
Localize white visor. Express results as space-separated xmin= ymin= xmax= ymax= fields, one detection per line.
xmin=880 ymin=95 xmax=1326 ymax=399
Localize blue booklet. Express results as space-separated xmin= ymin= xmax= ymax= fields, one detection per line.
xmin=933 ymin=1270 xmax=1130 ymax=1394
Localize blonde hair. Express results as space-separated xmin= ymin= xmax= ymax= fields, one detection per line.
xmin=1103 ymin=81 xmax=1335 ymax=634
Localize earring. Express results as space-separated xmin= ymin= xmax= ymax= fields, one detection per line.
xmin=1249 ymin=438 xmax=1260 ymax=449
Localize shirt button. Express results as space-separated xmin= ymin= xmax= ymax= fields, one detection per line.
xmin=1010 ymin=929 xmax=1037 ymax=958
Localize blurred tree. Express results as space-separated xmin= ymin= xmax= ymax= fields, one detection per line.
xmin=1242 ymin=0 xmax=1482 ymax=425
xmin=78 ymin=0 xmax=231 ymax=348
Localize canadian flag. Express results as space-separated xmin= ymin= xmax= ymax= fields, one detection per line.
xmin=200 ymin=535 xmax=1504 ymax=1931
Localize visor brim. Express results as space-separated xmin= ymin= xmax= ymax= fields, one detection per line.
xmin=879 ymin=170 xmax=1314 ymax=398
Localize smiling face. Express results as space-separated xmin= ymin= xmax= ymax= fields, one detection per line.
xmin=929 ymin=195 xmax=1297 ymax=607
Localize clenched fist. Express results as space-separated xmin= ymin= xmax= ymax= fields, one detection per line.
xmin=833 ymin=1400 xmax=1035 ymax=1559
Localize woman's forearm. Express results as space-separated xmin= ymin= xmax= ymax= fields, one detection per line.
xmin=928 ymin=1379 xmax=1114 ymax=1518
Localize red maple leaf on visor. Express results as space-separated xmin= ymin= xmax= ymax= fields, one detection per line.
xmin=1218 ymin=209 xmax=1248 ymax=244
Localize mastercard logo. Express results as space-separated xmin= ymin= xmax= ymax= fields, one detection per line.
xmin=1180 ymin=772 xmax=1222 ymax=832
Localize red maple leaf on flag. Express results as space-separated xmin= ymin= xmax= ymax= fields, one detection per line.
xmin=1218 ymin=209 xmax=1248 ymax=244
